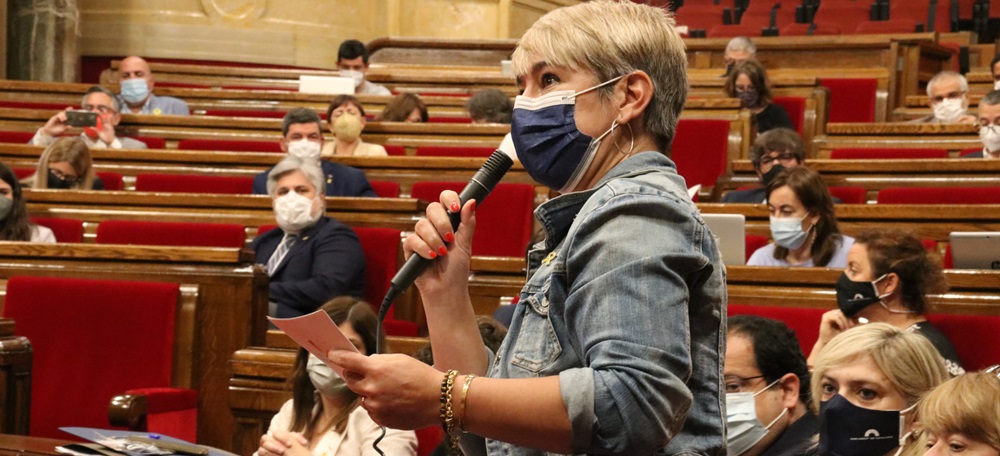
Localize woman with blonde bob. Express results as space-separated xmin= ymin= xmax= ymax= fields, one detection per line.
xmin=919 ymin=369 xmax=1000 ymax=456
xmin=317 ymin=2 xmax=727 ymax=456
xmin=26 ymin=137 xmax=103 ymax=190
xmin=811 ymin=323 xmax=949 ymax=456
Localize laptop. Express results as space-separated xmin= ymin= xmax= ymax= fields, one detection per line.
xmin=949 ymin=232 xmax=1000 ymax=270
xmin=298 ymin=75 xmax=355 ymax=95
xmin=701 ymin=213 xmax=746 ymax=266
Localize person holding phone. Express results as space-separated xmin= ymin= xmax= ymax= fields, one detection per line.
xmin=29 ymin=86 xmax=147 ymax=149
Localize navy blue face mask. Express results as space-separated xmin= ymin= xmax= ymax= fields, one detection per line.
xmin=819 ymin=393 xmax=913 ymax=456
xmin=510 ymin=75 xmax=623 ymax=192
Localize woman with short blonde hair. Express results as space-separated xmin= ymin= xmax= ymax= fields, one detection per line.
xmin=919 ymin=370 xmax=1000 ymax=456
xmin=28 ymin=137 xmax=102 ymax=190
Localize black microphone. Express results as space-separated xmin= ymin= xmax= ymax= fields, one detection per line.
xmin=378 ymin=150 xmax=514 ymax=324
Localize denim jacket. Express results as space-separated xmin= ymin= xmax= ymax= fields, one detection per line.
xmin=477 ymin=152 xmax=727 ymax=456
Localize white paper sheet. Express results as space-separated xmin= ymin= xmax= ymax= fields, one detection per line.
xmin=267 ymin=311 xmax=361 ymax=376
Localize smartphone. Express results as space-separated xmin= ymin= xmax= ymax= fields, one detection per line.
xmin=65 ymin=110 xmax=97 ymax=127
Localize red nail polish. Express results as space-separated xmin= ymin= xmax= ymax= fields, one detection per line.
xmin=428 ymin=251 xmax=437 ymax=259
xmin=444 ymin=232 xmax=455 ymax=243
xmin=450 ymin=202 xmax=460 ymax=212
xmin=438 ymin=246 xmax=448 ymax=256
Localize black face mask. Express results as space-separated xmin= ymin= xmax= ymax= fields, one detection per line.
xmin=834 ymin=272 xmax=888 ymax=318
xmin=819 ymin=394 xmax=909 ymax=456
xmin=47 ymin=171 xmax=76 ymax=189
xmin=760 ymin=164 xmax=786 ymax=187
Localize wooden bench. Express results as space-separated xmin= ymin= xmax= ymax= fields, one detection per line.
xmin=713 ymin=158 xmax=1000 ymax=203
xmin=0 ymin=242 xmax=267 ymax=451
xmin=811 ymin=122 xmax=979 ymax=158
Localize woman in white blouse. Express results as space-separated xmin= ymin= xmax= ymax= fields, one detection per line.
xmin=0 ymin=162 xmax=55 ymax=243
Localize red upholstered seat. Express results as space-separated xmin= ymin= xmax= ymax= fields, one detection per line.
xmin=730 ymin=0 xmax=799 ymax=31
xmin=383 ymin=145 xmax=406 ymax=156
xmin=676 ymin=4 xmax=731 ymax=33
xmin=353 ymin=227 xmax=418 ymax=336
xmin=416 ymin=426 xmax=445 ymax=456
xmin=119 ymin=387 xmax=198 ymax=442
xmin=415 ymin=146 xmax=496 ymax=158
xmin=745 ymin=235 xmax=770 ymax=263
xmin=427 ymin=116 xmax=473 ymax=124
xmin=369 ymin=181 xmax=401 ymax=198
xmin=31 ymin=217 xmax=84 ymax=243
xmin=672 ymin=119 xmax=731 ymax=187
xmin=772 ymin=96 xmax=805 ymax=134
xmin=2 ymin=276 xmax=195 ymax=440
xmin=0 ymin=131 xmax=35 ymax=144
xmin=853 ymin=19 xmax=919 ymax=34
xmin=728 ymin=304 xmax=825 ymax=353
xmin=0 ymin=100 xmax=72 ymax=111
xmin=828 ymin=186 xmax=868 ymax=204
xmin=96 ymin=220 xmax=246 ymax=248
xmin=820 ymin=78 xmax=877 ymax=123
xmin=926 ymin=313 xmax=1000 ymax=370
xmin=877 ymin=187 xmax=1000 ymax=205
xmin=410 ymin=182 xmax=535 ymax=258
xmin=203 ymin=109 xmax=288 ymax=119
xmin=132 ymin=136 xmax=166 ymax=149
xmin=12 ymin=168 xmax=33 ymax=179
xmin=943 ymin=244 xmax=954 ymax=269
xmin=779 ymin=23 xmax=841 ymax=35
xmin=135 ymin=173 xmax=254 ymax=195
xmin=155 ymin=82 xmax=211 ymax=89
xmin=888 ymin=0 xmax=951 ymax=32
xmin=708 ymin=23 xmax=767 ymax=37
xmin=177 ymin=139 xmax=283 ymax=153
xmin=219 ymin=85 xmax=296 ymax=91
xmin=830 ymin=148 xmax=949 ymax=159
xmin=96 ymin=172 xmax=124 ymax=191
xmin=810 ymin=0 xmax=874 ymax=30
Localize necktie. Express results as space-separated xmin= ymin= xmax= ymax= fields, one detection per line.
xmin=267 ymin=235 xmax=297 ymax=276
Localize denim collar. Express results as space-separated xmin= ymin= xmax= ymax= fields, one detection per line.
xmin=534 ymin=151 xmax=673 ymax=250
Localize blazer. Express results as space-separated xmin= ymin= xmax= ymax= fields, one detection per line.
xmin=252 ymin=160 xmax=377 ymax=198
xmin=251 ymin=217 xmax=366 ymax=318
xmin=721 ymin=187 xmax=767 ymax=203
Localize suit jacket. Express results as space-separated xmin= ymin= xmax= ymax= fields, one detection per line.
xmin=251 ymin=217 xmax=366 ymax=318
xmin=721 ymin=187 xmax=767 ymax=203
xmin=252 ymin=160 xmax=377 ymax=197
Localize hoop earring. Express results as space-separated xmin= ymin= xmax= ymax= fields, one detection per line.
xmin=612 ymin=119 xmax=635 ymax=157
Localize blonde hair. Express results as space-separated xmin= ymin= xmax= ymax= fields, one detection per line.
xmin=919 ymin=371 xmax=1000 ymax=451
xmin=32 ymin=137 xmax=96 ymax=189
xmin=811 ymin=323 xmax=949 ymax=412
xmin=510 ymin=0 xmax=687 ymax=152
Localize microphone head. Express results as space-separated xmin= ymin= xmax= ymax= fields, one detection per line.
xmin=476 ymin=150 xmax=514 ymax=191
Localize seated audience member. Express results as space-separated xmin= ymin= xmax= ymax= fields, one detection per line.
xmin=24 ymin=137 xmax=104 ymax=190
xmin=726 ymin=60 xmax=794 ymax=134
xmin=116 ymin=56 xmax=190 ymax=115
xmin=251 ymin=108 xmax=376 ymax=197
xmin=0 ymin=162 xmax=54 ymax=242
xmin=909 ymin=71 xmax=977 ymax=124
xmin=748 ymin=166 xmax=853 ymax=268
xmin=808 ymin=228 xmax=964 ymax=376
xmin=967 ymin=90 xmax=1000 ymax=159
xmin=251 ymin=158 xmax=366 ymax=318
xmin=920 ymin=369 xmax=1000 ymax=456
xmin=466 ymin=89 xmax=514 ymax=124
xmin=256 ymin=296 xmax=417 ymax=456
xmin=30 ymin=86 xmax=147 ymax=149
xmin=724 ymin=36 xmax=756 ymax=76
xmin=992 ymin=54 xmax=1000 ymax=91
xmin=811 ymin=323 xmax=949 ymax=456
xmin=726 ymin=315 xmax=817 ymax=456
xmin=723 ymin=128 xmax=804 ymax=203
xmin=375 ymin=92 xmax=427 ymax=122
xmin=336 ymin=39 xmax=391 ymax=97
xmin=322 ymin=95 xmax=387 ymax=158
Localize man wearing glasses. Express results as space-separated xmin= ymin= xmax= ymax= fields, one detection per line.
xmin=964 ymin=90 xmax=1000 ymax=159
xmin=725 ymin=315 xmax=817 ymax=456
xmin=722 ymin=128 xmax=805 ymax=203
xmin=29 ymin=86 xmax=148 ymax=149
xmin=909 ymin=71 xmax=977 ymax=124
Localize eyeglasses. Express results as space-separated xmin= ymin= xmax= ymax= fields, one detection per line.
xmin=49 ymin=168 xmax=80 ymax=184
xmin=930 ymin=91 xmax=966 ymax=104
xmin=724 ymin=374 xmax=767 ymax=393
xmin=82 ymin=103 xmax=117 ymax=114
xmin=755 ymin=152 xmax=798 ymax=168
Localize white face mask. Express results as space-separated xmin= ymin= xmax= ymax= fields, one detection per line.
xmin=932 ymin=97 xmax=966 ymax=123
xmin=980 ymin=126 xmax=1000 ymax=155
xmin=726 ymin=378 xmax=787 ymax=456
xmin=274 ymin=191 xmax=321 ymax=233
xmin=340 ymin=69 xmax=364 ymax=88
xmin=285 ymin=139 xmax=322 ymax=162
xmin=307 ymin=354 xmax=351 ymax=398
xmin=993 ymin=80 xmax=1000 ymax=91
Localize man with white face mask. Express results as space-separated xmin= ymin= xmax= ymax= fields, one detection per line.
xmin=964 ymin=90 xmax=1000 ymax=159
xmin=251 ymin=108 xmax=376 ymax=197
xmin=337 ymin=40 xmax=391 ymax=96
xmin=251 ymin=157 xmax=366 ymax=318
xmin=726 ymin=315 xmax=818 ymax=456
xmin=116 ymin=56 xmax=189 ymax=115
xmin=909 ymin=71 xmax=976 ymax=124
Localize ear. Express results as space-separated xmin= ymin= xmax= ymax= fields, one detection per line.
xmin=880 ymin=272 xmax=900 ymax=296
xmin=280 ymin=138 xmax=289 ymax=153
xmin=778 ymin=373 xmax=800 ymax=410
xmin=615 ymin=71 xmax=654 ymax=126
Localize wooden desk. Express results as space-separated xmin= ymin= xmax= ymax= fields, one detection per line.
xmin=811 ymin=122 xmax=979 ymax=157
xmin=0 ymin=434 xmax=67 ymax=456
xmin=0 ymin=321 xmax=30 ymax=435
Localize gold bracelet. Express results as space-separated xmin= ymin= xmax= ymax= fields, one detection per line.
xmin=439 ymin=370 xmax=460 ymax=454
xmin=458 ymin=374 xmax=477 ymax=432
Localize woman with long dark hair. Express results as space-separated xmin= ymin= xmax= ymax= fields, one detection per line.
xmin=0 ymin=162 xmax=54 ymax=242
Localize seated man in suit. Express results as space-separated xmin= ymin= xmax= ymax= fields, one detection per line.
xmin=722 ymin=128 xmax=803 ymax=203
xmin=116 ymin=56 xmax=190 ymax=115
xmin=252 ymin=108 xmax=377 ymax=197
xmin=30 ymin=86 xmax=148 ymax=149
xmin=252 ymin=157 xmax=366 ymax=318
xmin=909 ymin=71 xmax=977 ymax=124
xmin=725 ymin=315 xmax=817 ymax=456
xmin=966 ymin=89 xmax=1000 ymax=159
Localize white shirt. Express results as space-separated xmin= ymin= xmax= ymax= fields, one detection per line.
xmin=264 ymin=399 xmax=417 ymax=456
xmin=30 ymin=225 xmax=56 ymax=243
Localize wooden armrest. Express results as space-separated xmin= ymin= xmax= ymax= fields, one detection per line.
xmin=109 ymin=394 xmax=147 ymax=430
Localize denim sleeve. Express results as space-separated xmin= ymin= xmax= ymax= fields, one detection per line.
xmin=560 ymin=190 xmax=710 ymax=454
